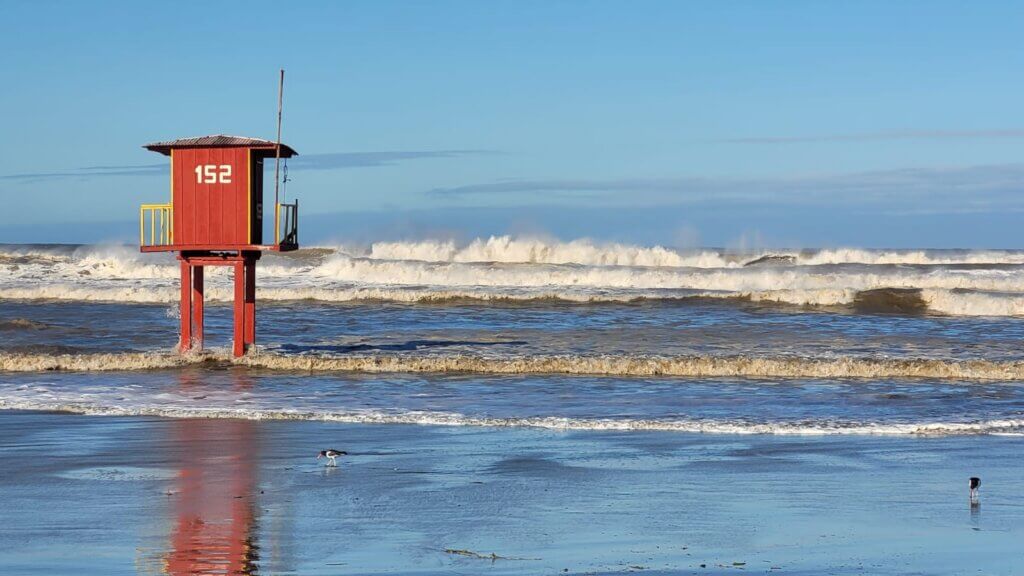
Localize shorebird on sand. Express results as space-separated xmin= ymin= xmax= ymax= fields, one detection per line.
xmin=317 ymin=449 xmax=347 ymax=467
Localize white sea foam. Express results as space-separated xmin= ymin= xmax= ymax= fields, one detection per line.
xmin=7 ymin=239 xmax=1024 ymax=274
xmin=921 ymin=289 xmax=1024 ymax=317
xmin=345 ymin=237 xmax=1024 ymax=267
xmin=0 ymin=391 xmax=1019 ymax=436
xmin=5 ymin=241 xmax=1024 ymax=315
xmin=362 ymin=236 xmax=737 ymax=268
xmin=238 ymin=353 xmax=1024 ymax=380
xmin=3 ymin=350 xmax=1024 ymax=380
xmin=0 ymin=351 xmax=202 ymax=372
xmin=797 ymin=247 xmax=1024 ymax=266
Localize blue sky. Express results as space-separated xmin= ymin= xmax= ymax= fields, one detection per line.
xmin=1 ymin=0 xmax=1022 ymax=248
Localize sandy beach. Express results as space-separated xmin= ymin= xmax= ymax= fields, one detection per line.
xmin=1 ymin=410 xmax=1021 ymax=575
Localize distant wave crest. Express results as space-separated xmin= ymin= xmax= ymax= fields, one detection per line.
xmin=353 ymin=238 xmax=1024 ymax=267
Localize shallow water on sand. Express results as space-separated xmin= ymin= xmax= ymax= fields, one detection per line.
xmin=1 ymin=412 xmax=1021 ymax=575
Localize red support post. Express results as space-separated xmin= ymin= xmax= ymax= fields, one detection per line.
xmin=192 ymin=265 xmax=204 ymax=350
xmin=243 ymin=257 xmax=256 ymax=348
xmin=179 ymin=261 xmax=192 ymax=352
xmin=233 ymin=260 xmax=246 ymax=358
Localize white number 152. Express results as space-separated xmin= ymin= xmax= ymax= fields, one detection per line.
xmin=194 ymin=164 xmax=232 ymax=184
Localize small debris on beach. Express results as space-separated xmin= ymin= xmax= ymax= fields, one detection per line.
xmin=445 ymin=548 xmax=502 ymax=561
xmin=443 ymin=548 xmax=537 ymax=561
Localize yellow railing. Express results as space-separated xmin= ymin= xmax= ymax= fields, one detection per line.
xmin=140 ymin=203 xmax=173 ymax=247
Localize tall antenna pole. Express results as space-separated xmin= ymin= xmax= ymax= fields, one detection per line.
xmin=273 ymin=69 xmax=285 ymax=245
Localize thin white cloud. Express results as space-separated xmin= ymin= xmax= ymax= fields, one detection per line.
xmin=719 ymin=130 xmax=1024 ymax=144
xmin=1 ymin=150 xmax=496 ymax=183
xmin=426 ymin=164 xmax=1024 ymax=213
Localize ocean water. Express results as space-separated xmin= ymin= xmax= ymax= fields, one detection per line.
xmin=2 ymin=237 xmax=1024 ymax=436
xmin=4 ymin=238 xmax=1024 ymax=574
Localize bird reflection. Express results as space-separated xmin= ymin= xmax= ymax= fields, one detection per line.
xmin=164 ymin=370 xmax=260 ymax=575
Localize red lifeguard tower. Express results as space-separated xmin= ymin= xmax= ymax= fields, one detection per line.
xmin=139 ymin=135 xmax=299 ymax=357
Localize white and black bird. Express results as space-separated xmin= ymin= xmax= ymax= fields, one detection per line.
xmin=969 ymin=476 xmax=981 ymax=500
xmin=317 ymin=449 xmax=348 ymax=467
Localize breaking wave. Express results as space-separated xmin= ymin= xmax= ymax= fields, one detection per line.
xmin=346 ymin=238 xmax=1024 ymax=267
xmin=4 ymin=350 xmax=1024 ymax=380
xmin=362 ymin=237 xmax=737 ymax=267
xmin=6 ymin=238 xmax=1024 ymax=271
xmin=4 ymin=240 xmax=1024 ymax=315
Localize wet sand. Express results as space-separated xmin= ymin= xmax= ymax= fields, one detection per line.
xmin=0 ymin=411 xmax=1022 ymax=575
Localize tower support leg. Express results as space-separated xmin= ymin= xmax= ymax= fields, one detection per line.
xmin=233 ymin=260 xmax=246 ymax=358
xmin=179 ymin=261 xmax=192 ymax=353
xmin=244 ymin=257 xmax=256 ymax=349
xmin=192 ymin=266 xmax=204 ymax=350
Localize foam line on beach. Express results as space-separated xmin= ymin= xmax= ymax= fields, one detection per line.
xmin=4 ymin=350 xmax=1024 ymax=380
xmin=0 ymin=396 xmax=1020 ymax=436
xmin=0 ymin=351 xmax=203 ymax=372
xmin=239 ymin=353 xmax=1024 ymax=380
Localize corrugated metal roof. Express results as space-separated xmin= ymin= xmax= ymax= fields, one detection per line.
xmin=143 ymin=135 xmax=297 ymax=157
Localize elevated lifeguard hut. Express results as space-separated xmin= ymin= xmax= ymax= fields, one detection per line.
xmin=139 ymin=135 xmax=299 ymax=357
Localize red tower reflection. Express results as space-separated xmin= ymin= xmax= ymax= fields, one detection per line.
xmin=165 ymin=370 xmax=260 ymax=575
